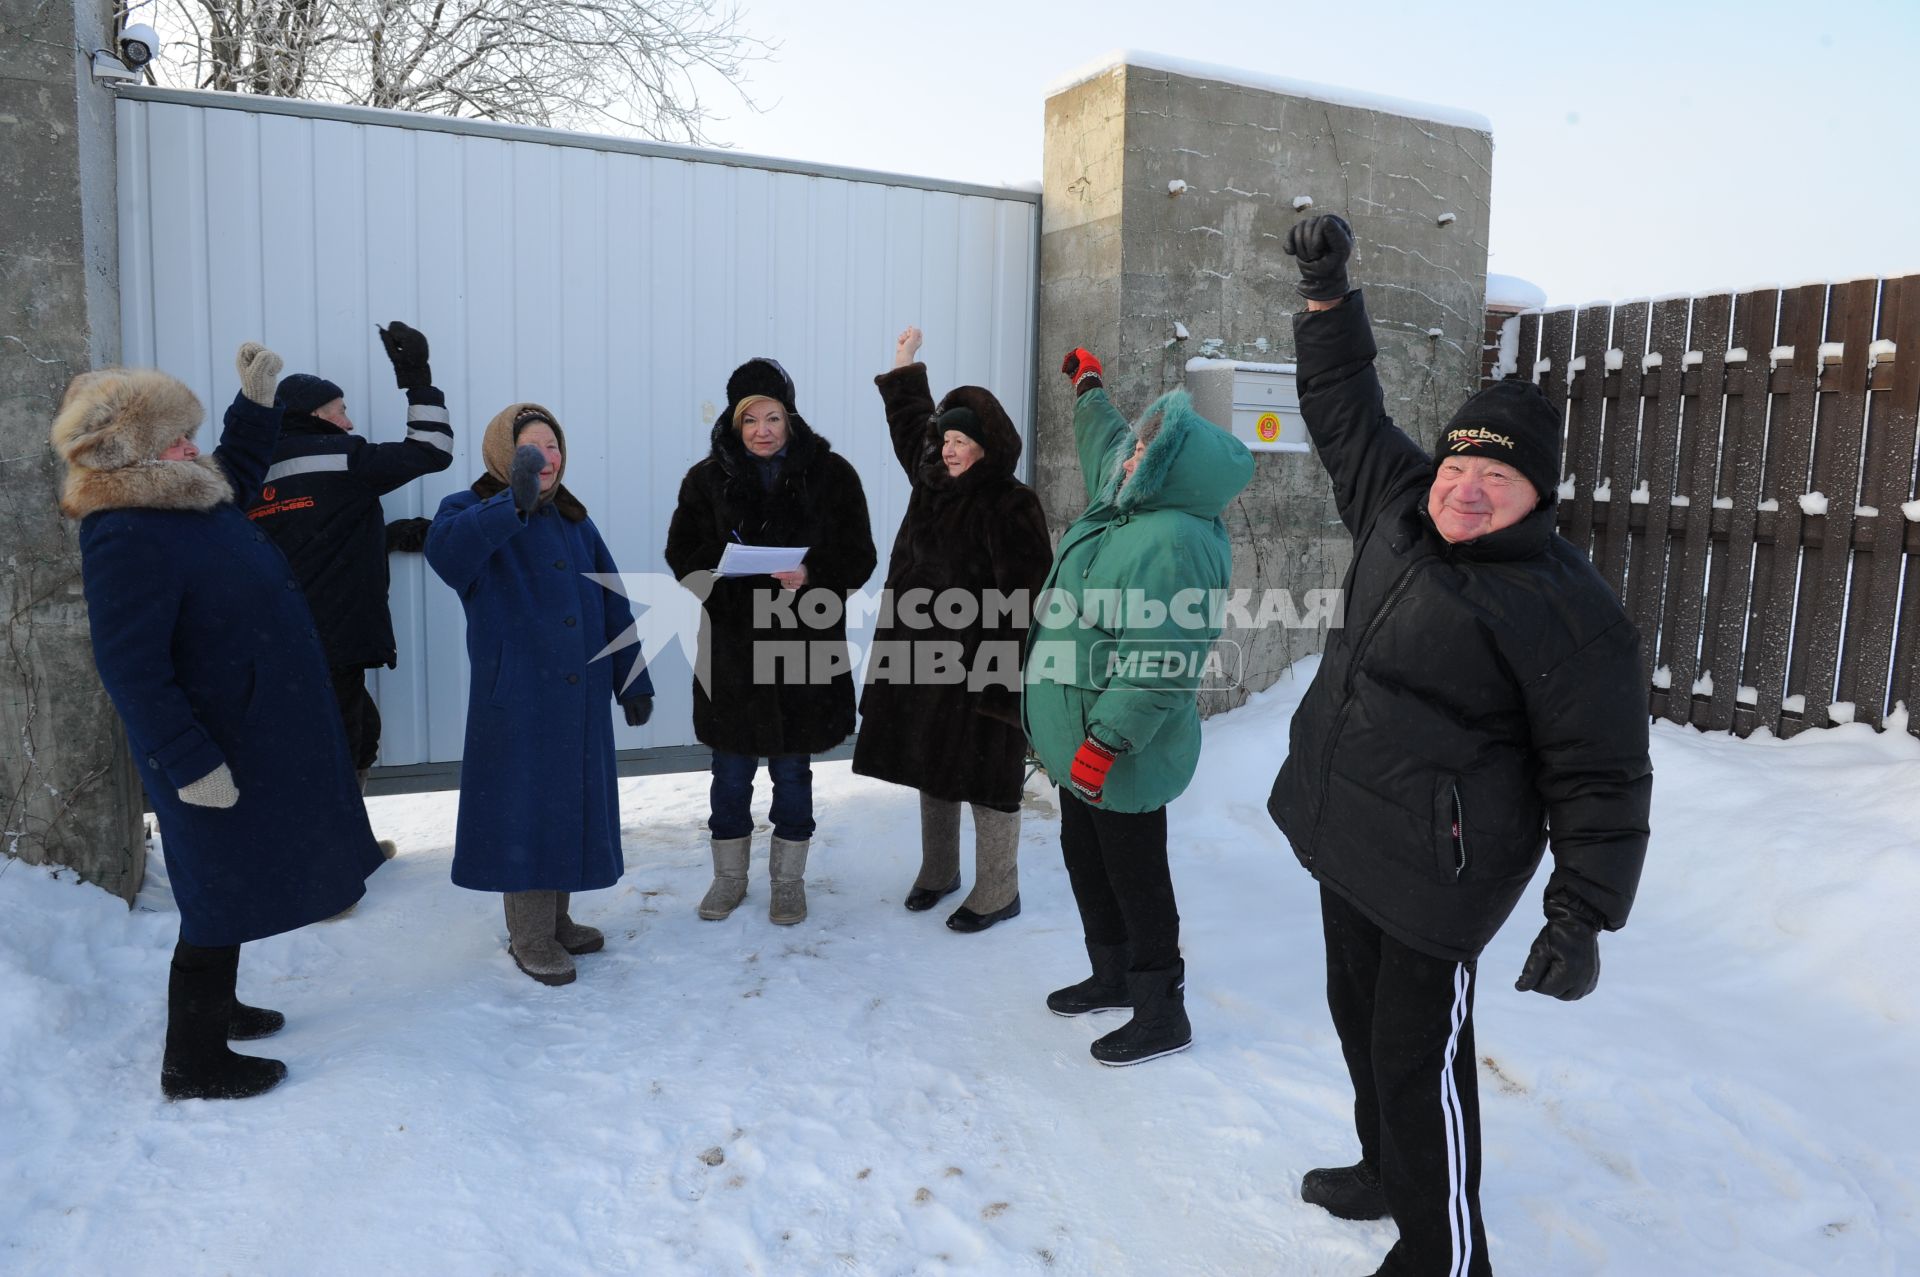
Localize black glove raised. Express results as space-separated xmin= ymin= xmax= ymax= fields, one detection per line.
xmin=378 ymin=321 xmax=433 ymax=391
xmin=1283 ymin=213 xmax=1355 ymax=302
xmin=509 ymin=444 xmax=545 ymax=514
xmin=622 ymin=695 xmax=654 ymax=727
xmin=385 ymin=516 xmax=432 ymax=554
xmin=1514 ymin=892 xmax=1605 ymax=1001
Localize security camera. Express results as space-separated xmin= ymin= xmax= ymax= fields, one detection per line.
xmin=118 ymin=23 xmax=158 ymax=69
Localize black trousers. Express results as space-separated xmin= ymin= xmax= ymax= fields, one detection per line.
xmin=330 ymin=665 xmax=382 ymax=773
xmin=1056 ymin=788 xmax=1179 ymax=971
xmin=1322 ymin=885 xmax=1492 ymax=1277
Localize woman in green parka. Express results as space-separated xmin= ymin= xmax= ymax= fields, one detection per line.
xmin=1025 ymin=347 xmax=1254 ymax=1067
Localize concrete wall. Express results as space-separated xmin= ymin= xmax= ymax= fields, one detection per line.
xmin=1039 ymin=60 xmax=1493 ymax=710
xmin=0 ymin=0 xmax=145 ymax=899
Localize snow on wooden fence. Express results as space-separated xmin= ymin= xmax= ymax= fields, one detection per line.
xmin=1495 ymin=276 xmax=1920 ymax=738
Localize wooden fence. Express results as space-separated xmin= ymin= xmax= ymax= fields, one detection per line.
xmin=1496 ymin=276 xmax=1920 ymax=738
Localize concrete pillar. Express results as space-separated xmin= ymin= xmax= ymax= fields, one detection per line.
xmin=1 ymin=0 xmax=145 ymax=899
xmin=1039 ymin=58 xmax=1493 ymax=709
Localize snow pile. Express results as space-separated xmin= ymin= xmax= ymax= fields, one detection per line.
xmin=3 ymin=666 xmax=1920 ymax=1273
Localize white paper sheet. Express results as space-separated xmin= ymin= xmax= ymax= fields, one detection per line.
xmin=715 ymin=543 xmax=809 ymax=577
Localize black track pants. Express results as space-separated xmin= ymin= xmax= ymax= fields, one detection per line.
xmin=1322 ymin=885 xmax=1492 ymax=1277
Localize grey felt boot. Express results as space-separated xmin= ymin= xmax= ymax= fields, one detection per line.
xmin=355 ymin=769 xmax=397 ymax=858
xmin=503 ymin=891 xmax=576 ymax=986
xmin=947 ymin=804 xmax=1021 ymax=932
xmin=698 ymin=836 xmax=751 ymax=920
xmin=906 ymin=792 xmax=963 ymax=911
xmin=769 ymin=836 xmax=810 ymax=925
xmin=553 ymin=891 xmax=604 ymax=955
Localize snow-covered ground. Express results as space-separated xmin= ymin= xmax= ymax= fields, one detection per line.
xmin=4 ymin=660 xmax=1917 ymax=1275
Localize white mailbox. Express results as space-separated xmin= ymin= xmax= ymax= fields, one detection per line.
xmin=1185 ymin=357 xmax=1308 ymax=452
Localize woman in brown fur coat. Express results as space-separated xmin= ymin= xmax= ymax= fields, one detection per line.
xmin=53 ymin=343 xmax=383 ymax=1101
xmin=854 ymin=327 xmax=1053 ymax=932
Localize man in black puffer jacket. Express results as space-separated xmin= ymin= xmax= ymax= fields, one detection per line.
xmin=247 ymin=323 xmax=453 ymax=810
xmin=1267 ymin=215 xmax=1651 ymax=1277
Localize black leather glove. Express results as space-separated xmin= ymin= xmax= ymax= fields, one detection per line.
xmin=509 ymin=444 xmax=545 ymax=514
xmin=622 ymin=695 xmax=654 ymax=727
xmin=378 ymin=321 xmax=433 ymax=391
xmin=1283 ymin=213 xmax=1355 ymax=302
xmin=385 ymin=516 xmax=432 ymax=554
xmin=1514 ymin=892 xmax=1606 ymax=1001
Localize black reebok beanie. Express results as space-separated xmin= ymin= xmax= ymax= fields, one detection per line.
xmin=277 ymin=373 xmax=346 ymax=416
xmin=1437 ymin=379 xmax=1562 ymax=504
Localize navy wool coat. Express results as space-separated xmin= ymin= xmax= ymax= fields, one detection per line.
xmin=76 ymin=393 xmax=383 ymax=945
xmin=426 ymin=489 xmax=651 ymax=892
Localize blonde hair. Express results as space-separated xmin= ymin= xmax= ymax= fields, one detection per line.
xmin=733 ymin=394 xmax=784 ymax=426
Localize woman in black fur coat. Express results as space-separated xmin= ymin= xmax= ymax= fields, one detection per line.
xmin=854 ymin=327 xmax=1053 ymax=932
xmin=664 ymin=357 xmax=877 ymax=926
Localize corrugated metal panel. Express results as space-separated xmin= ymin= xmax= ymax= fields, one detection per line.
xmin=116 ymin=92 xmax=1039 ymax=771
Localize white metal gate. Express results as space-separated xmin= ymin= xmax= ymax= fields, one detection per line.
xmin=114 ymin=88 xmax=1039 ymax=782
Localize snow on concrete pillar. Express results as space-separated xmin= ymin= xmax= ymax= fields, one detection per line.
xmin=1039 ymin=54 xmax=1494 ymax=706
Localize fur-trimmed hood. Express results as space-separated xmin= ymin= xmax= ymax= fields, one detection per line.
xmin=1101 ymin=388 xmax=1252 ymax=518
xmin=914 ymin=384 xmax=1022 ymax=492
xmin=50 ymin=368 xmax=232 ymax=518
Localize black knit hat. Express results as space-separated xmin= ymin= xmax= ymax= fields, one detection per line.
xmin=1436 ymin=379 xmax=1562 ymax=505
xmin=725 ymin=357 xmax=796 ymax=414
xmin=932 ymin=404 xmax=985 ymax=451
xmin=277 ymin=373 xmax=345 ymax=416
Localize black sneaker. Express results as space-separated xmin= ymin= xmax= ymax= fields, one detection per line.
xmin=1301 ymin=1160 xmax=1388 ymax=1221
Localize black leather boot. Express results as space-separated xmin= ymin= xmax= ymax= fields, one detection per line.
xmin=1301 ymin=1160 xmax=1388 ymax=1221
xmin=162 ymin=943 xmax=287 ymax=1100
xmin=1089 ymin=961 xmax=1192 ymax=1066
xmin=1045 ymin=941 xmax=1131 ymax=1016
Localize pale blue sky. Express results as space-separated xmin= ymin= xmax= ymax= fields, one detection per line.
xmin=698 ymin=0 xmax=1920 ymax=306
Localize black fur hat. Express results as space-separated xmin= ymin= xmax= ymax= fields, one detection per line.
xmin=725 ymin=357 xmax=797 ymax=414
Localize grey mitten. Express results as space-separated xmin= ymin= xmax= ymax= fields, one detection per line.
xmin=178 ymin=763 xmax=240 ymax=809
xmin=1283 ymin=213 xmax=1355 ymax=302
xmin=509 ymin=443 xmax=545 ymax=513
xmin=236 ymin=342 xmax=284 ymax=408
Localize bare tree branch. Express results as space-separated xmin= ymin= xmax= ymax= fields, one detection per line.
xmin=149 ymin=0 xmax=771 ymax=143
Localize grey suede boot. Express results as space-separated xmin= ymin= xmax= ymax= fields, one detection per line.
xmin=503 ymin=891 xmax=576 ymax=986
xmin=906 ymin=792 xmax=963 ymax=911
xmin=698 ymin=836 xmax=751 ymax=920
xmin=355 ymin=768 xmax=397 ymax=858
xmin=553 ymin=891 xmax=604 ymax=955
xmin=947 ymin=804 xmax=1021 ymax=932
xmin=769 ymin=836 xmax=809 ymax=925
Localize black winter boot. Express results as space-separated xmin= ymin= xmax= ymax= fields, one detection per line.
xmin=1046 ymin=941 xmax=1131 ymax=1016
xmin=162 ymin=944 xmax=287 ymax=1100
xmin=1090 ymin=962 xmax=1192 ymax=1066
xmin=228 ymin=1002 xmax=286 ymax=1041
xmin=1301 ymin=1159 xmax=1388 ymax=1221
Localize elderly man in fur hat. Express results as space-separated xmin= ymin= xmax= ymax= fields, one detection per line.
xmin=1267 ymin=214 xmax=1653 ymax=1277
xmin=247 ymin=325 xmax=454 ymax=847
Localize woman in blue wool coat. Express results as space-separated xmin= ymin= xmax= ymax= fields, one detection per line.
xmin=426 ymin=402 xmax=654 ymax=987
xmin=53 ymin=343 xmax=384 ymax=1102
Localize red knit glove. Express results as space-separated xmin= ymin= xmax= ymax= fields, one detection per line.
xmin=1069 ymin=736 xmax=1119 ymax=804
xmin=1060 ymin=348 xmax=1104 ymax=395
